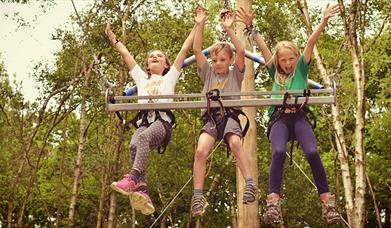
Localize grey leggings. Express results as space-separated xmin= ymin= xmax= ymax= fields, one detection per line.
xmin=268 ymin=111 xmax=330 ymax=195
xmin=129 ymin=120 xmax=169 ymax=182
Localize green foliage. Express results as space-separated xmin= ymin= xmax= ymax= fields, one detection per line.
xmin=1 ymin=0 xmax=390 ymax=227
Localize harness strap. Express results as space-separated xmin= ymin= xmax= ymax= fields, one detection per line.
xmin=129 ymin=109 xmax=176 ymax=154
xmin=289 ymin=140 xmax=294 ymax=166
xmin=268 ymin=89 xmax=316 ymax=164
xmin=206 ymin=89 xmax=225 ymax=129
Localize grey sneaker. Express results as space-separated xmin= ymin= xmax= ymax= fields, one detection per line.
xmin=322 ymin=194 xmax=341 ymax=224
xmin=263 ymin=194 xmax=282 ymax=224
xmin=191 ymin=196 xmax=209 ymax=217
xmin=243 ymin=184 xmax=257 ymax=204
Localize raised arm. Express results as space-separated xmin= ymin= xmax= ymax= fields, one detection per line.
xmin=172 ymin=24 xmax=196 ymax=71
xmin=236 ymin=7 xmax=273 ymax=68
xmin=221 ymin=10 xmax=245 ymax=72
xmin=105 ymin=23 xmax=136 ymax=71
xmin=303 ymin=4 xmax=340 ymax=64
xmin=193 ymin=6 xmax=208 ymax=69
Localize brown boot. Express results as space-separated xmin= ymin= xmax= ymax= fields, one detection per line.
xmin=263 ymin=194 xmax=282 ymax=224
xmin=321 ymin=194 xmax=341 ymax=224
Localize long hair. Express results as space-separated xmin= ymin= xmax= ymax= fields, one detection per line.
xmin=271 ymin=41 xmax=300 ymax=86
xmin=210 ymin=42 xmax=234 ymax=59
xmin=144 ymin=50 xmax=171 ymax=78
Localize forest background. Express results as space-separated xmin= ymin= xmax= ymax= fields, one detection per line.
xmin=0 ymin=0 xmax=389 ymax=227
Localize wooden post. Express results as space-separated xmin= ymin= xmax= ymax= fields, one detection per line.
xmin=235 ymin=0 xmax=260 ymax=227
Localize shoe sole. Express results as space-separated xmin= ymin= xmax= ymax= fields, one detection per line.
xmin=243 ymin=199 xmax=257 ymax=205
xmin=141 ymin=202 xmax=155 ymax=215
xmin=263 ymin=213 xmax=281 ymax=224
xmin=191 ymin=201 xmax=209 ymax=217
xmin=110 ymin=183 xmax=130 ymax=196
xmin=131 ymin=192 xmax=155 ymax=215
xmin=325 ymin=216 xmax=341 ymax=224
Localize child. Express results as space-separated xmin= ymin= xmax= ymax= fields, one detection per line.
xmin=237 ymin=4 xmax=341 ymax=224
xmin=191 ymin=7 xmax=256 ymax=217
xmin=105 ymin=22 xmax=196 ymax=215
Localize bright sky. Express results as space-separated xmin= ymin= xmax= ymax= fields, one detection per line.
xmin=0 ymin=0 xmax=334 ymax=102
xmin=0 ymin=0 xmax=92 ymax=102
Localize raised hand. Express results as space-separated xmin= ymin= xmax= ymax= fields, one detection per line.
xmin=195 ymin=6 xmax=208 ymax=25
xmin=236 ymin=7 xmax=254 ymax=27
xmin=105 ymin=23 xmax=116 ymax=41
xmin=221 ymin=10 xmax=235 ymax=29
xmin=323 ymin=4 xmax=340 ymax=23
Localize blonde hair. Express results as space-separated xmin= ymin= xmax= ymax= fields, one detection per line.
xmin=144 ymin=50 xmax=171 ymax=77
xmin=271 ymin=41 xmax=300 ymax=86
xmin=210 ymin=42 xmax=234 ymax=59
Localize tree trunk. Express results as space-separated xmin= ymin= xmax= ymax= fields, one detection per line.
xmin=107 ymin=2 xmax=132 ymax=226
xmin=366 ymin=172 xmax=382 ymax=228
xmin=107 ymin=124 xmax=125 ymax=228
xmin=236 ymin=0 xmax=259 ymax=227
xmin=339 ymin=0 xmax=367 ymax=226
xmin=297 ymin=0 xmax=357 ymax=225
xmin=68 ymin=63 xmax=92 ymax=227
xmin=56 ymin=118 xmax=68 ymax=228
xmin=7 ymin=84 xmax=69 ymax=227
xmin=17 ymin=91 xmax=72 ymax=226
xmin=96 ymin=171 xmax=107 ymax=228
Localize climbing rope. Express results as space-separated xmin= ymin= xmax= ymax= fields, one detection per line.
xmin=149 ymin=140 xmax=223 ymax=228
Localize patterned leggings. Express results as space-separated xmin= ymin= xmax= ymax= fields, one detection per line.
xmin=129 ymin=120 xmax=168 ymax=183
xmin=268 ymin=112 xmax=330 ymax=195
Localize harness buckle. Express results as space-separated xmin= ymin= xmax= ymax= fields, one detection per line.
xmin=206 ymin=89 xmax=220 ymax=101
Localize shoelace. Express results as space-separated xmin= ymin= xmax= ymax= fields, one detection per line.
xmin=324 ymin=204 xmax=340 ymax=219
xmin=192 ymin=196 xmax=207 ymax=212
xmin=264 ymin=199 xmax=281 ymax=222
xmin=243 ymin=184 xmax=256 ymax=203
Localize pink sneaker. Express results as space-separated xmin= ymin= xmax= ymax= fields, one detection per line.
xmin=130 ymin=189 xmax=155 ymax=215
xmin=110 ymin=174 xmax=136 ymax=196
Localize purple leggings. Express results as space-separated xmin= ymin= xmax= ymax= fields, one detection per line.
xmin=268 ymin=111 xmax=330 ymax=195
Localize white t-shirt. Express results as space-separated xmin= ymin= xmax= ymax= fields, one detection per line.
xmin=129 ymin=64 xmax=181 ymax=125
xmin=129 ymin=64 xmax=180 ymax=104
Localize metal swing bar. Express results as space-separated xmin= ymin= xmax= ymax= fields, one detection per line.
xmin=105 ymin=83 xmax=336 ymax=112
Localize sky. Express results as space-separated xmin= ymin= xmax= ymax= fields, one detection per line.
xmin=0 ymin=0 xmax=335 ymax=102
xmin=0 ymin=0 xmax=92 ymax=101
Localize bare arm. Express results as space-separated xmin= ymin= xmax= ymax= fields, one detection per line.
xmin=236 ymin=7 xmax=273 ymax=68
xmin=172 ymin=24 xmax=196 ymax=71
xmin=105 ymin=23 xmax=136 ymax=71
xmin=303 ymin=4 xmax=340 ymax=64
xmin=222 ymin=10 xmax=245 ymax=72
xmin=193 ymin=7 xmax=208 ymax=69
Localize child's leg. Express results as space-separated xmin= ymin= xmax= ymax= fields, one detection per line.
xmin=110 ymin=126 xmax=148 ymax=195
xmin=193 ymin=132 xmax=215 ymax=190
xmin=129 ymin=126 xmax=147 ymax=181
xmin=224 ymin=118 xmax=256 ymax=204
xmin=268 ymin=118 xmax=289 ymax=194
xmin=264 ymin=118 xmax=288 ymax=223
xmin=294 ymin=114 xmax=340 ymax=223
xmin=192 ymin=132 xmax=215 ymax=216
xmin=130 ymin=120 xmax=167 ymax=181
xmin=226 ymin=133 xmax=251 ymax=179
xmin=294 ymin=114 xmax=329 ymax=194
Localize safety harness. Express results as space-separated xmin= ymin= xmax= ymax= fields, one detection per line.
xmin=129 ymin=109 xmax=176 ymax=154
xmin=202 ymin=89 xmax=250 ymax=157
xmin=267 ymin=89 xmax=316 ymax=165
xmin=108 ymin=94 xmax=175 ymax=154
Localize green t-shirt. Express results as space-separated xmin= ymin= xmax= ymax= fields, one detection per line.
xmin=267 ymin=54 xmax=310 ymax=117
